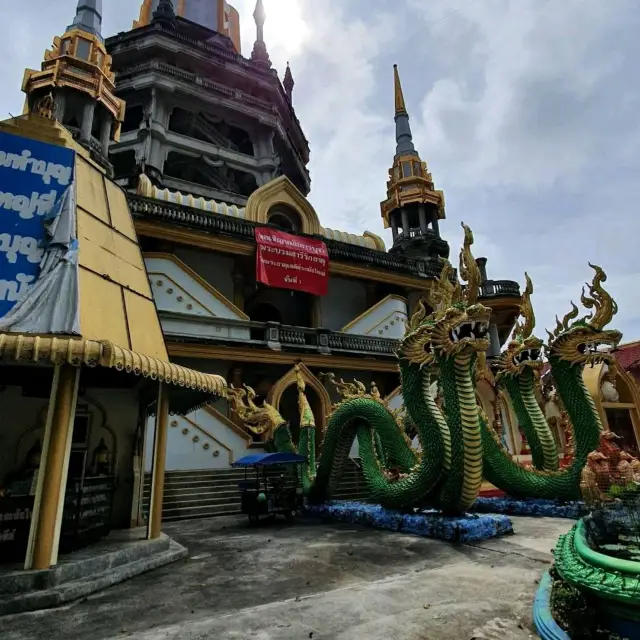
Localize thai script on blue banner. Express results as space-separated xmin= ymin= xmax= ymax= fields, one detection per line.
xmin=0 ymin=131 xmax=75 ymax=318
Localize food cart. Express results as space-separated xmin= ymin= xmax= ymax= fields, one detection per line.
xmin=232 ymin=452 xmax=307 ymax=524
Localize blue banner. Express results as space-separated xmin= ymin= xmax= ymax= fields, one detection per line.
xmin=0 ymin=131 xmax=75 ymax=319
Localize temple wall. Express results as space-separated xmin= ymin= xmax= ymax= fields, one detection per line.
xmin=173 ymin=248 xmax=236 ymax=303
xmin=0 ymin=385 xmax=139 ymax=529
xmin=320 ymin=278 xmax=367 ymax=331
xmin=144 ymin=405 xmax=255 ymax=472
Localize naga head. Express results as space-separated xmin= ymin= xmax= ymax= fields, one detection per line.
xmin=546 ymin=264 xmax=622 ymax=366
xmin=496 ymin=273 xmax=544 ymax=380
xmin=226 ymin=385 xmax=285 ymax=437
xmin=399 ymin=223 xmax=491 ymax=367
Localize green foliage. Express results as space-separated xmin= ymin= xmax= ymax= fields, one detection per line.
xmin=549 ymin=568 xmax=625 ymax=640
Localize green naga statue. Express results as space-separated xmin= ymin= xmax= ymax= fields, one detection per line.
xmin=486 ymin=264 xmax=622 ymax=501
xmin=227 ymin=223 xmax=622 ymax=511
xmin=228 ymin=224 xmax=492 ymax=513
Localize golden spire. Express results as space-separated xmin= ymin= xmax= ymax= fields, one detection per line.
xmin=380 ymin=64 xmax=446 ymax=231
xmin=394 ymin=64 xmax=407 ymax=116
xmin=21 ymin=1 xmax=125 ymax=144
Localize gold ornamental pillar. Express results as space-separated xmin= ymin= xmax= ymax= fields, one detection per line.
xmin=148 ymin=381 xmax=170 ymax=540
xmin=26 ymin=364 xmax=81 ymax=570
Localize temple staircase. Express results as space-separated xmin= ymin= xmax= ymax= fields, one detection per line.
xmin=143 ymin=459 xmax=371 ymax=522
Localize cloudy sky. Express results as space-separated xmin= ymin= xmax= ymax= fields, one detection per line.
xmin=2 ymin=0 xmax=639 ymax=341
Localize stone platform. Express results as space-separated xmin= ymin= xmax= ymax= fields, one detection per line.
xmin=0 ymin=529 xmax=187 ymax=616
xmin=305 ymin=500 xmax=514 ymax=542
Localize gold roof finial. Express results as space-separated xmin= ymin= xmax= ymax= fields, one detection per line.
xmin=380 ymin=65 xmax=446 ymax=230
xmin=514 ymin=273 xmax=536 ymax=339
xmin=393 ymin=64 xmax=407 ymax=116
xmin=459 ymin=223 xmax=481 ymax=305
xmin=581 ymin=263 xmax=618 ymax=330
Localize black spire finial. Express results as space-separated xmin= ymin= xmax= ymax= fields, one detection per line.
xmin=68 ymin=0 xmax=103 ymax=40
xmin=153 ymin=0 xmax=176 ymax=28
xmin=251 ymin=0 xmax=271 ymax=69
xmin=284 ymin=62 xmax=295 ymax=101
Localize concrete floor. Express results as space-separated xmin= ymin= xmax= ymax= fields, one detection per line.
xmin=0 ymin=514 xmax=573 ymax=640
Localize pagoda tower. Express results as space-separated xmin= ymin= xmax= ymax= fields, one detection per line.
xmin=380 ymin=65 xmax=449 ymax=261
xmin=21 ymin=0 xmax=126 ymax=172
xmin=105 ymin=0 xmax=310 ymax=205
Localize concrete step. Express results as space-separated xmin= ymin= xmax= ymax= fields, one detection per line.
xmin=161 ymin=495 xmax=242 ymax=509
xmin=142 ymin=488 xmax=241 ymax=501
xmin=161 ymin=504 xmax=242 ymax=521
xmin=147 ymin=478 xmax=244 ymax=491
xmin=142 ymin=462 xmax=371 ymax=522
xmin=0 ymin=539 xmax=187 ymax=616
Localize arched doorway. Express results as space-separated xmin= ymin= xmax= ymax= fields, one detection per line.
xmin=277 ymin=384 xmax=323 ymax=452
xmin=268 ymin=364 xmax=331 ymax=454
xmin=584 ymin=362 xmax=640 ymax=457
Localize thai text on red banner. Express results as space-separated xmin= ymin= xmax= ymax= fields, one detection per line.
xmin=255 ymin=228 xmax=329 ymax=296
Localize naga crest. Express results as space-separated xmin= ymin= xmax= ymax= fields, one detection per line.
xmin=320 ymin=372 xmax=385 ymax=409
xmin=496 ymin=273 xmax=544 ymax=380
xmin=546 ymin=264 xmax=622 ymax=366
xmin=225 ymin=385 xmax=285 ymax=437
xmin=399 ymin=222 xmax=492 ymax=366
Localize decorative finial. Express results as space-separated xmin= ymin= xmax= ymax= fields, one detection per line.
xmin=513 ymin=273 xmax=535 ymax=339
xmin=253 ymin=0 xmax=266 ymax=30
xmin=459 ymin=222 xmax=481 ymax=305
xmin=581 ymin=263 xmax=618 ymax=330
xmin=393 ymin=64 xmax=407 ymax=116
xmin=392 ymin=64 xmax=416 ymax=157
xmin=251 ymin=0 xmax=271 ymax=68
xmin=284 ymin=62 xmax=295 ymax=101
xmin=68 ymin=0 xmax=104 ymax=39
xmin=153 ymin=0 xmax=176 ymax=28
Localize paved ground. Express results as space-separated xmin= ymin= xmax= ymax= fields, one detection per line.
xmin=0 ymin=514 xmax=572 ymax=640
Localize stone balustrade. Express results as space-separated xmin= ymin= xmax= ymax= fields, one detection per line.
xmin=158 ymin=312 xmax=399 ymax=358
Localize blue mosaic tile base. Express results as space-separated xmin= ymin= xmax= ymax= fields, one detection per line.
xmin=304 ymin=500 xmax=514 ymax=543
xmin=471 ymin=497 xmax=585 ymax=519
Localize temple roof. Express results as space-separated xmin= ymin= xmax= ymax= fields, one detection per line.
xmin=0 ymin=114 xmax=226 ymax=412
xmin=136 ymin=174 xmax=387 ymax=252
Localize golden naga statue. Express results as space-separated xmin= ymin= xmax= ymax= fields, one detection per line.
xmin=580 ymin=431 xmax=640 ymax=504
xmin=225 ymin=384 xmax=284 ymax=437
xmin=295 ymin=364 xmax=316 ymax=429
xmin=226 ymin=364 xmax=319 ymax=439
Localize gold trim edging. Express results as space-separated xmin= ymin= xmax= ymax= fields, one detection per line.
xmin=167 ymin=342 xmax=400 ymax=373
xmin=0 ymin=334 xmax=227 ymax=396
xmin=134 ymin=220 xmax=435 ymax=291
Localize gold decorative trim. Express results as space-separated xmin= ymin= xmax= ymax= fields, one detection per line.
xmin=363 ymin=231 xmax=386 ymax=252
xmin=245 ymin=175 xmax=321 ymax=235
xmin=268 ymin=364 xmax=332 ymax=443
xmin=135 ymin=220 xmax=254 ymax=256
xmin=134 ymin=220 xmax=433 ymax=290
xmin=22 ymin=28 xmax=125 ymax=129
xmin=340 ymin=294 xmax=408 ymax=334
xmin=204 ymin=404 xmax=253 ymax=446
xmin=0 ymin=333 xmax=227 ymax=396
xmin=144 ymin=252 xmax=249 ymax=320
xmin=583 ymin=362 xmax=640 ymax=449
xmin=167 ymin=342 xmax=400 ymax=373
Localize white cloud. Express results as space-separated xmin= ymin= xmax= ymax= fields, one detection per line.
xmin=1 ymin=0 xmax=639 ymax=342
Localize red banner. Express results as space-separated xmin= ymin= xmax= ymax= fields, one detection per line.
xmin=255 ymin=228 xmax=329 ymax=296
